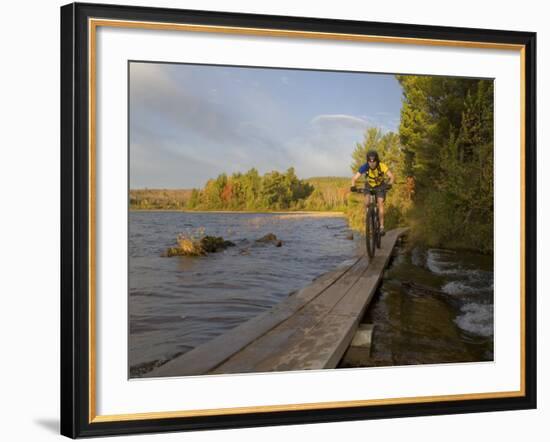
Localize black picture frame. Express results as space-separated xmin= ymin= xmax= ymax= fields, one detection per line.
xmin=60 ymin=2 xmax=537 ymax=438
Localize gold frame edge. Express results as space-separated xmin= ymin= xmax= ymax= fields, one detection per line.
xmin=87 ymin=17 xmax=528 ymax=423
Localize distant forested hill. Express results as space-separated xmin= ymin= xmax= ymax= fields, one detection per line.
xmin=129 ymin=172 xmax=350 ymax=212
xmin=130 ymin=189 xmax=193 ymax=210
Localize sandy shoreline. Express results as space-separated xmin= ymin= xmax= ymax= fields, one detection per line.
xmin=130 ymin=209 xmax=346 ymax=217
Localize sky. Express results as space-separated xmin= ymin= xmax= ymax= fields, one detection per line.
xmin=129 ymin=61 xmax=403 ymax=189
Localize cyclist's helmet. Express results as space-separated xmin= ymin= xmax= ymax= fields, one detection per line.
xmin=366 ymin=150 xmax=379 ymax=164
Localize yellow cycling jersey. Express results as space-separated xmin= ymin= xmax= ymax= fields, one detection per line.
xmin=359 ymin=162 xmax=389 ymax=187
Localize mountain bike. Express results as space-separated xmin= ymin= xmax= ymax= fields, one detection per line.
xmin=351 ymin=183 xmax=391 ymax=258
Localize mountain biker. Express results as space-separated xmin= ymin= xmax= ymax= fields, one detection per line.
xmin=350 ymin=150 xmax=395 ymax=236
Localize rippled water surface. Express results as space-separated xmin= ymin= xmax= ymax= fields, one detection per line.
xmin=129 ymin=211 xmax=359 ymax=376
xmin=345 ymin=243 xmax=494 ymax=368
xmin=130 ymin=212 xmax=494 ymax=376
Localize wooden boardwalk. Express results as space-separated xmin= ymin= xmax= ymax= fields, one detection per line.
xmin=148 ymin=227 xmax=408 ymax=378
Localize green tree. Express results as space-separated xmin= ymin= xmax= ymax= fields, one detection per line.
xmin=187 ymin=188 xmax=201 ymax=209
xmin=397 ymin=75 xmax=494 ymax=252
xmin=351 ymin=127 xmax=384 ymax=173
xmin=182 ymin=168 xmax=340 ymax=212
xmin=260 ymin=171 xmax=291 ymax=209
xmin=242 ymin=168 xmax=261 ymax=209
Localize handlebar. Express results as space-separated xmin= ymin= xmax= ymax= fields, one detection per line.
xmin=350 ymin=183 xmax=393 ymax=193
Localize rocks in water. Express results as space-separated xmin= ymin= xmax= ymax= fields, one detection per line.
xmin=256 ymin=233 xmax=283 ymax=247
xmin=164 ymin=232 xmax=283 ymax=257
xmin=201 ymin=236 xmax=235 ymax=253
xmin=163 ymin=247 xmax=188 ymax=257
xmin=162 ymin=235 xmax=235 ymax=257
xmin=256 ymin=233 xmax=277 ymax=243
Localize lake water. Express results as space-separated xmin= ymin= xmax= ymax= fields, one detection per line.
xmin=129 ymin=211 xmax=360 ymax=376
xmin=129 ymin=211 xmax=494 ymax=377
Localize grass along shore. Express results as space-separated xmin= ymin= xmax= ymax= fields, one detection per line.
xmin=130 ymin=208 xmax=345 ymax=217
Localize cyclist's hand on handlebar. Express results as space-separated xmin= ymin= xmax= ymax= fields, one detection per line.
xmin=350 ymin=185 xmax=357 ymax=192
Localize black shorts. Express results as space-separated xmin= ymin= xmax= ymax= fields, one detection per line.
xmin=364 ymin=184 xmax=387 ymax=200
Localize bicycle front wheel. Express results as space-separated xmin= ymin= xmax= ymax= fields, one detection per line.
xmin=375 ymin=211 xmax=382 ymax=249
xmin=366 ymin=207 xmax=376 ymax=258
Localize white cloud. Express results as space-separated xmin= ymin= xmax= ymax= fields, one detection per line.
xmin=360 ymin=113 xmax=400 ymax=133
xmin=310 ymin=114 xmax=370 ymax=131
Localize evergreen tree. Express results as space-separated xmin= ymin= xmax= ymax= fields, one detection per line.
xmin=397 ymin=75 xmax=494 ymax=252
xmin=351 ymin=127 xmax=383 ymax=172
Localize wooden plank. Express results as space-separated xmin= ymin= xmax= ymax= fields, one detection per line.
xmin=350 ymin=324 xmax=375 ymax=348
xmin=214 ymin=228 xmax=407 ymax=373
xmin=330 ymin=228 xmax=405 ymax=319
xmin=252 ymin=312 xmax=360 ymax=372
xmin=210 ymin=256 xmax=370 ymax=374
xmin=247 ymin=271 xmax=374 ymax=372
xmin=299 ymin=228 xmax=406 ymax=369
xmin=146 ymin=257 xmax=362 ymax=378
xmin=341 ymin=324 xmax=375 ymax=367
xmin=261 ymin=276 xmax=378 ymax=371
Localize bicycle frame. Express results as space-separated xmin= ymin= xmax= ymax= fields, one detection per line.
xmin=351 ymin=187 xmax=382 ymax=258
xmin=365 ymin=189 xmax=378 ymax=206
